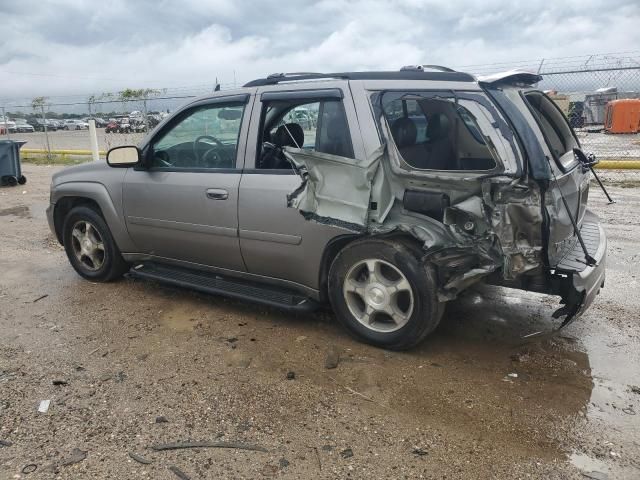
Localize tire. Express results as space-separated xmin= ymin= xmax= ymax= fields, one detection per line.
xmin=328 ymin=238 xmax=444 ymax=350
xmin=7 ymin=176 xmax=17 ymax=186
xmin=62 ymin=206 xmax=129 ymax=282
xmin=18 ymin=176 xmax=26 ymax=185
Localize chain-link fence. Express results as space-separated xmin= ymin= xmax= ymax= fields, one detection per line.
xmin=0 ymin=82 xmax=235 ymax=159
xmin=459 ymin=52 xmax=640 ymax=184
xmin=2 ymin=54 xmax=640 ymax=183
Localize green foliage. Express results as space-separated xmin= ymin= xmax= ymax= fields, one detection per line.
xmin=31 ymin=96 xmax=49 ymax=111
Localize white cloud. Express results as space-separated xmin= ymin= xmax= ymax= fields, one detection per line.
xmin=0 ymin=0 xmax=638 ymax=102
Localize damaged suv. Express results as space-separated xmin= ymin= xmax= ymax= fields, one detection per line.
xmin=47 ymin=67 xmax=606 ymax=350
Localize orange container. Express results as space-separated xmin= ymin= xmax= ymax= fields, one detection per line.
xmin=604 ymin=99 xmax=640 ymax=134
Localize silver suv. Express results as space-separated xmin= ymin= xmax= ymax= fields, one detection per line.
xmin=47 ymin=67 xmax=607 ymax=350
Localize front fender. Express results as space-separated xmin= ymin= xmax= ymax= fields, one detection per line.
xmin=51 ymin=181 xmax=137 ymax=253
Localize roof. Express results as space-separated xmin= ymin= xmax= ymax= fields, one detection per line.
xmin=243 ymin=70 xmax=475 ymax=87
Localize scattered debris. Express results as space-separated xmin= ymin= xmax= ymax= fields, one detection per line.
xmin=0 ymin=439 xmax=12 ymax=447
xmin=325 ymin=345 xmax=341 ymax=369
xmin=312 ymin=446 xmax=322 ymax=471
xmin=630 ymin=385 xmax=640 ymax=395
xmin=115 ymin=371 xmax=127 ymax=383
xmin=60 ymin=448 xmax=87 ymax=466
xmin=321 ymin=445 xmax=333 ymax=451
xmin=151 ymin=441 xmax=268 ymax=453
xmin=155 ymin=416 xmax=169 ymax=423
xmin=129 ymin=452 xmax=153 ymax=465
xmin=621 ymin=406 xmax=636 ymax=415
xmin=412 ymin=448 xmax=428 ymax=456
xmin=507 ymin=373 xmax=518 ymax=378
xmin=32 ymin=294 xmax=48 ymax=303
xmin=169 ymin=465 xmax=191 ymax=480
xmin=52 ymin=379 xmax=68 ymax=386
xmin=582 ymin=471 xmax=608 ymax=480
xmin=296 ymin=335 xmax=307 ymax=342
xmin=37 ymin=399 xmax=50 ymax=413
xmin=340 ymin=448 xmax=354 ymax=459
xmin=279 ymin=458 xmax=290 ymax=468
xmin=286 ymin=371 xmax=296 ymax=380
xmin=227 ymin=337 xmax=238 ymax=343
xmin=22 ymin=464 xmax=37 ymax=474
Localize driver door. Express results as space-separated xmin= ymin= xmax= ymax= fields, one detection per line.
xmin=122 ymin=95 xmax=251 ymax=271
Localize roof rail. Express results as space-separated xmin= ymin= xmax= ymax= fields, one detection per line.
xmin=400 ymin=64 xmax=457 ymax=73
xmin=243 ymin=70 xmax=475 ymax=87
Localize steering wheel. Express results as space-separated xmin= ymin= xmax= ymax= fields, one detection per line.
xmin=194 ymin=135 xmax=225 ymax=166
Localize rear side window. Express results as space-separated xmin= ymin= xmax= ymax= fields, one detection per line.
xmin=523 ymin=91 xmax=578 ymax=170
xmin=382 ymin=94 xmax=497 ymax=171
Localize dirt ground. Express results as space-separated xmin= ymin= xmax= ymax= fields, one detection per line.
xmin=0 ymin=164 xmax=639 ymax=479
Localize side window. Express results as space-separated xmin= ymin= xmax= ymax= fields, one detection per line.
xmin=382 ymin=94 xmax=497 ymax=171
xmin=150 ymin=102 xmax=245 ymax=169
xmin=523 ymin=91 xmax=578 ymax=170
xmin=257 ymin=97 xmax=354 ymax=170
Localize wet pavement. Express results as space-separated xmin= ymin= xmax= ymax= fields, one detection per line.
xmin=0 ymin=164 xmax=639 ymax=479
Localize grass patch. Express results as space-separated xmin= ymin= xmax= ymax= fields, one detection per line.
xmin=21 ymin=153 xmax=94 ymax=165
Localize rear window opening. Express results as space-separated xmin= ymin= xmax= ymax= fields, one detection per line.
xmin=382 ymin=95 xmax=497 ymax=171
xmin=522 ymin=91 xmax=578 ymax=171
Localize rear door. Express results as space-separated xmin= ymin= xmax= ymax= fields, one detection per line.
xmin=520 ymin=90 xmax=589 ymax=266
xmin=237 ymin=83 xmax=364 ymax=290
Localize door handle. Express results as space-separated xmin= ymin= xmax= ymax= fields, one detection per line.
xmin=206 ymin=188 xmax=229 ymax=200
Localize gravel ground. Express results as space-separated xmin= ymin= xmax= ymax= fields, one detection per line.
xmin=0 ymin=165 xmax=639 ymax=479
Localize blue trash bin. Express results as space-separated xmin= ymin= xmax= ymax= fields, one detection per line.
xmin=0 ymin=140 xmax=27 ymax=187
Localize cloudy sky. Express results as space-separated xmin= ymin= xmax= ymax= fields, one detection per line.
xmin=1 ymin=0 xmax=639 ymax=100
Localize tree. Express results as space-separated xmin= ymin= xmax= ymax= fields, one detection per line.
xmin=31 ymin=96 xmax=52 ymax=160
xmin=118 ymin=88 xmax=165 ymax=131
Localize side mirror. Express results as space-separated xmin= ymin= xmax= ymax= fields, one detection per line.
xmin=106 ymin=145 xmax=141 ymax=167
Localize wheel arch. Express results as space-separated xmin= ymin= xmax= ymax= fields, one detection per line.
xmin=52 ymin=182 xmax=136 ymax=252
xmin=318 ymin=232 xmax=427 ymax=303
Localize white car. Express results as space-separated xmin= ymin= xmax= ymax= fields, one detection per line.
xmin=63 ymin=120 xmax=89 ymax=130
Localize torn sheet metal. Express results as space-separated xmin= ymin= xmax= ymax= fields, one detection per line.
xmin=284 ymin=110 xmax=544 ymax=301
xmin=284 ymin=145 xmax=391 ymax=231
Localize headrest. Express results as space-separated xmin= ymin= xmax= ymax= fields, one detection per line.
xmin=390 ymin=117 xmax=417 ymax=148
xmin=426 ymin=113 xmax=450 ymax=141
xmin=273 ymin=123 xmax=304 ymax=148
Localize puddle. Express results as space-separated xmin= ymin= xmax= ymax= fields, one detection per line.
xmin=0 ymin=205 xmax=30 ymax=218
xmin=569 ymin=453 xmax=609 ymax=477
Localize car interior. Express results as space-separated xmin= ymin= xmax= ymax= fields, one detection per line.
xmin=386 ymin=98 xmax=497 ymax=171
xmin=257 ymin=99 xmax=354 ymax=170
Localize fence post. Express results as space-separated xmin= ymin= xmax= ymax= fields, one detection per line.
xmin=2 ymin=106 xmax=10 ymax=139
xmin=40 ymin=105 xmax=52 ymax=161
xmin=88 ymin=120 xmax=100 ymax=162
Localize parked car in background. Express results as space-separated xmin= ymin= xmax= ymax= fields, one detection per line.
xmin=29 ymin=119 xmax=58 ymax=132
xmin=63 ymin=119 xmax=89 ymax=130
xmin=12 ymin=119 xmax=35 ymax=133
xmin=105 ymin=120 xmax=119 ymax=133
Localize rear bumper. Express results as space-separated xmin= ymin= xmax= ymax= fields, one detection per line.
xmin=553 ymin=220 xmax=606 ymax=322
xmin=572 ymin=224 xmax=606 ymax=316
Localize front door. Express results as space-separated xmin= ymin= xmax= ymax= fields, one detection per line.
xmin=123 ymin=97 xmax=250 ymax=271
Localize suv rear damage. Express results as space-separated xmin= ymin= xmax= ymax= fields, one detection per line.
xmin=284 ymin=69 xmax=606 ymax=330
xmin=47 ymin=66 xmax=607 ymax=350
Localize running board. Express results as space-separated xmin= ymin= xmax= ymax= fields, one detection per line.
xmin=128 ymin=262 xmax=319 ymax=312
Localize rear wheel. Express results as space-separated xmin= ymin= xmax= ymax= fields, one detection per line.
xmin=62 ymin=206 xmax=128 ymax=282
xmin=328 ymin=238 xmax=444 ymax=350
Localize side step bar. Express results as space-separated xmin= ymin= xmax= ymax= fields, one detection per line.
xmin=128 ymin=263 xmax=319 ymax=313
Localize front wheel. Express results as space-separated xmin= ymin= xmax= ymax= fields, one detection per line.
xmin=62 ymin=206 xmax=128 ymax=282
xmin=328 ymin=238 xmax=444 ymax=350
